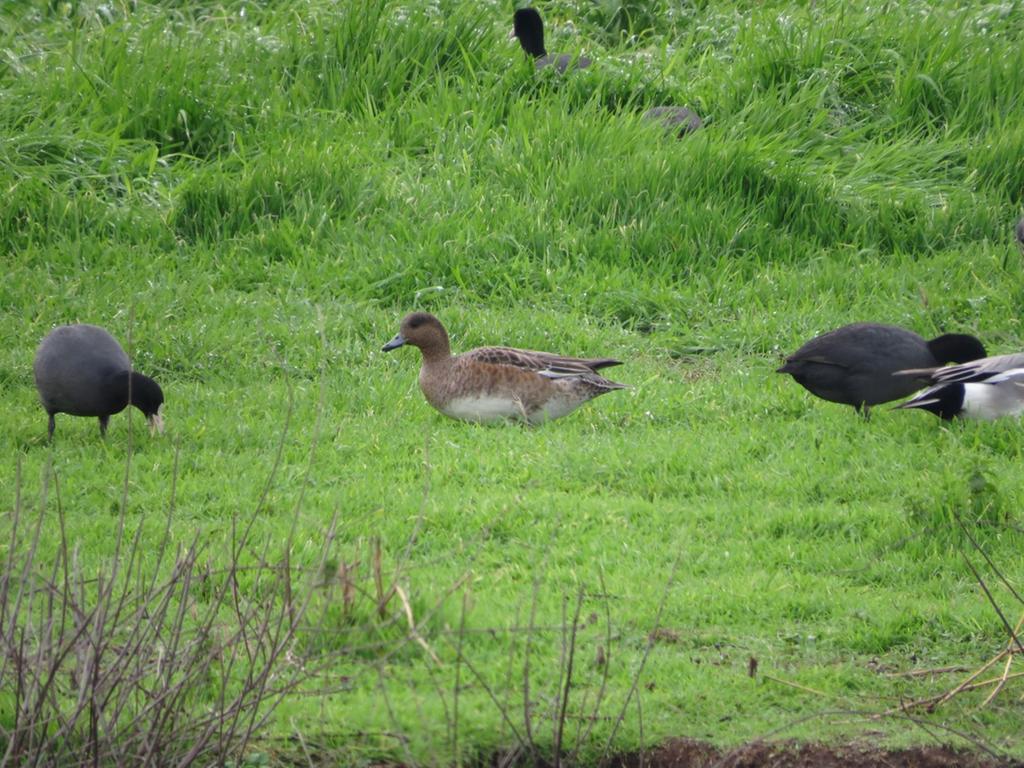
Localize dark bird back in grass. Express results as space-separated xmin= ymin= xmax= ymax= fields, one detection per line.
xmin=642 ymin=106 xmax=703 ymax=137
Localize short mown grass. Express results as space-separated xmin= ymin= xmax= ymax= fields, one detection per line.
xmin=2 ymin=0 xmax=1024 ymax=764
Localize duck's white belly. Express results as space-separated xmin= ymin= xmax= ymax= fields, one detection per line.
xmin=438 ymin=394 xmax=580 ymax=424
xmin=440 ymin=395 xmax=527 ymax=423
xmin=962 ymin=383 xmax=1024 ymax=421
xmin=538 ymin=396 xmax=580 ymax=422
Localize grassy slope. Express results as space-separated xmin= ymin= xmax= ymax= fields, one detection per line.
xmin=2 ymin=0 xmax=1024 ymax=763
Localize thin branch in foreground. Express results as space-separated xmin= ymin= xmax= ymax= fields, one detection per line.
xmin=603 ymin=549 xmax=682 ymax=755
xmin=954 ymin=520 xmax=1024 ymax=657
xmin=571 ymin=570 xmax=613 ymax=763
xmin=954 ymin=511 xmax=1024 ymax=608
xmin=553 ymin=586 xmax=584 ymax=768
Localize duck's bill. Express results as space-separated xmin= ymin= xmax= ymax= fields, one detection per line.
xmin=382 ymin=333 xmax=406 ymax=352
xmin=148 ymin=407 xmax=165 ymax=436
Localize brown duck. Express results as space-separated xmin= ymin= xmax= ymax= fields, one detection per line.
xmin=382 ymin=312 xmax=625 ymax=424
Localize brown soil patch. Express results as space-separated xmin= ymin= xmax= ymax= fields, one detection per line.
xmin=610 ymin=739 xmax=1024 ymax=768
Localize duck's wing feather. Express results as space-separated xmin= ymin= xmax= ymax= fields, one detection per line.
xmin=897 ymin=352 xmax=1024 ymax=385
xmin=463 ymin=346 xmax=622 ymax=374
xmin=536 ymin=367 xmax=627 ymax=391
xmin=896 ymin=384 xmax=947 ymax=410
xmin=983 ymin=367 xmax=1024 ymax=387
xmin=460 ymin=347 xmax=626 ymax=390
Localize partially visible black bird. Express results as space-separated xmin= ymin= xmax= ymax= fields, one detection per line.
xmin=776 ymin=322 xmax=986 ymax=417
xmin=512 ymin=8 xmax=590 ymax=72
xmin=896 ymin=351 xmax=1024 ymax=421
xmin=33 ymin=323 xmax=165 ymax=439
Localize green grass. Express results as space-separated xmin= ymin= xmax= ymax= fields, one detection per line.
xmin=2 ymin=0 xmax=1024 ymax=763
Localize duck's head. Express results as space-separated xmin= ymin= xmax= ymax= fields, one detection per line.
xmin=382 ymin=312 xmax=451 ymax=360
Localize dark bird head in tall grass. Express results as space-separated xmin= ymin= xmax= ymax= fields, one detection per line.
xmin=512 ymin=7 xmax=590 ymax=72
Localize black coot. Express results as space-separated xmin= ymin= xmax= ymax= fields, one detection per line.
xmin=777 ymin=322 xmax=985 ymax=417
xmin=33 ymin=324 xmax=164 ymax=438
